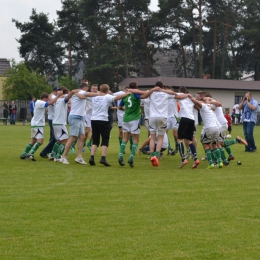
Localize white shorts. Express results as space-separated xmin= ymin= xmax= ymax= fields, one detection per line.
xmin=53 ymin=125 xmax=69 ymax=141
xmin=144 ymin=118 xmax=149 ymax=131
xmin=84 ymin=114 xmax=92 ymax=129
xmin=149 ymin=117 xmax=167 ymax=135
xmin=117 ymin=114 xmax=123 ymax=127
xmin=166 ymin=117 xmax=179 ymax=130
xmin=31 ymin=127 xmax=44 ymax=139
xmin=200 ymin=127 xmax=219 ymax=144
xmin=122 ymin=119 xmax=140 ymax=135
xmin=218 ymin=124 xmax=228 ymax=142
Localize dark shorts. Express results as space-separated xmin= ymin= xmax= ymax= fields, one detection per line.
xmin=91 ymin=120 xmax=110 ymax=147
xmin=178 ymin=117 xmax=195 ymax=141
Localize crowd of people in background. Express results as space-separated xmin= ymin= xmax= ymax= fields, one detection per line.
xmin=17 ymin=80 xmax=258 ymax=168
xmin=2 ymin=100 xmax=17 ymax=125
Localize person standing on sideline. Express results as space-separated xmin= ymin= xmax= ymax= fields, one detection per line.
xmin=3 ymin=101 xmax=9 ymax=125
xmin=224 ymin=108 xmax=232 ymax=135
xmin=39 ymin=87 xmax=58 ymax=158
xmin=30 ymin=97 xmax=36 ymax=118
xmin=9 ymin=100 xmax=17 ymax=125
xmin=233 ymin=103 xmax=240 ymax=124
xmin=20 ymin=92 xmax=61 ymax=161
xmin=238 ymin=92 xmax=258 ymax=152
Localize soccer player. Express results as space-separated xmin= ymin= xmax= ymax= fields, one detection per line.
xmin=60 ymin=82 xmax=104 ymax=165
xmin=48 ymin=87 xmax=78 ymax=161
xmin=83 ymin=84 xmax=98 ymax=152
xmin=188 ymin=93 xmax=223 ymax=169
xmin=89 ymin=84 xmax=130 ymax=166
xmin=20 ymin=92 xmax=61 ymax=161
xmin=113 ymin=86 xmax=129 ymax=147
xmin=39 ymin=87 xmax=58 ymax=158
xmin=139 ymin=132 xmax=169 ymax=159
xmin=117 ymin=82 xmax=159 ymax=167
xmin=165 ymin=85 xmax=179 ymax=155
xmin=160 ymin=86 xmax=199 ymax=169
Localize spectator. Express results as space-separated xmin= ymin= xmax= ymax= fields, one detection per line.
xmin=3 ymin=101 xmax=9 ymax=125
xmin=233 ymin=103 xmax=240 ymax=124
xmin=224 ymin=108 xmax=232 ymax=134
xmin=9 ymin=100 xmax=17 ymax=125
xmin=238 ymin=92 xmax=258 ymax=152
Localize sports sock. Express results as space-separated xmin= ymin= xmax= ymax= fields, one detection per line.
xmin=150 ymin=152 xmax=155 ymax=157
xmin=224 ymin=139 xmax=237 ymax=147
xmin=224 ymin=146 xmax=233 ymax=157
xmin=213 ymin=148 xmax=222 ymax=164
xmin=51 ymin=142 xmax=60 ymax=157
xmin=21 ymin=143 xmax=33 ymax=156
xmin=119 ymin=141 xmax=126 ymax=158
xmin=118 ymin=137 xmax=122 ymax=146
xmin=205 ymin=149 xmax=213 ymax=165
xmin=220 ymin=147 xmax=227 ymax=161
xmin=189 ymin=143 xmax=198 ymax=160
xmin=29 ymin=142 xmax=41 ymax=155
xmin=211 ymin=150 xmax=217 ymax=164
xmin=178 ymin=142 xmax=186 ymax=162
xmin=155 ymin=151 xmax=160 ymax=158
xmin=87 ymin=139 xmax=92 ymax=146
xmin=56 ymin=143 xmax=65 ymax=159
xmin=129 ymin=143 xmax=138 ymax=161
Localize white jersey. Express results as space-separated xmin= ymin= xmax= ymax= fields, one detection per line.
xmin=200 ymin=103 xmax=218 ymax=129
xmin=47 ymin=93 xmax=56 ymax=120
xmin=177 ymin=93 xmax=195 ymax=120
xmin=69 ymin=90 xmax=87 ymax=117
xmin=213 ymin=105 xmax=227 ymax=126
xmin=85 ymin=97 xmax=93 ymax=115
xmin=141 ymin=98 xmax=150 ymax=119
xmin=114 ymin=91 xmax=125 ymax=118
xmin=53 ymin=96 xmax=68 ymax=125
xmin=31 ymin=100 xmax=48 ymax=127
xmin=193 ymin=108 xmax=199 ymax=126
xmin=149 ymin=91 xmax=168 ymax=118
xmin=168 ymin=95 xmax=178 ymax=118
xmin=91 ymin=94 xmax=115 ymax=121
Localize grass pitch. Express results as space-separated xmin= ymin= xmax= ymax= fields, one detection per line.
xmin=1 ymin=123 xmax=260 ymax=259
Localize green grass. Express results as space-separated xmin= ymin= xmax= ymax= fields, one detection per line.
xmin=1 ymin=123 xmax=260 ymax=259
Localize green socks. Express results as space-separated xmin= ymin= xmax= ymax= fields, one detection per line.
xmin=21 ymin=143 xmax=33 ymax=157
xmin=224 ymin=139 xmax=237 ymax=147
xmin=213 ymin=148 xmax=223 ymax=164
xmin=119 ymin=141 xmax=126 ymax=158
xmin=56 ymin=143 xmax=65 ymax=159
xmin=205 ymin=149 xmax=213 ymax=165
xmin=129 ymin=143 xmax=138 ymax=161
xmin=28 ymin=142 xmax=41 ymax=155
xmin=51 ymin=142 xmax=60 ymax=157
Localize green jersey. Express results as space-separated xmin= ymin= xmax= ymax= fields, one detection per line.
xmin=121 ymin=93 xmax=141 ymax=122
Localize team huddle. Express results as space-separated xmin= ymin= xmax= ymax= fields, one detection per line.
xmin=20 ymin=80 xmax=247 ymax=169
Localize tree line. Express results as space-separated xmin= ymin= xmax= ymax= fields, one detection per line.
xmin=3 ymin=0 xmax=260 ymax=99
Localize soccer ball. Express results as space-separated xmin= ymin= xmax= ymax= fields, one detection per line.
xmin=226 ymin=134 xmax=232 ymax=139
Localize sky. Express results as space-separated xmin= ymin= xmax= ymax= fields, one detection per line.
xmin=0 ymin=0 xmax=159 ymax=63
